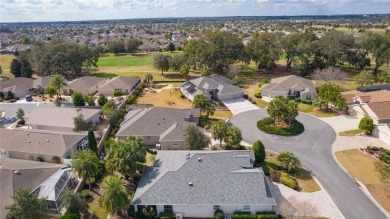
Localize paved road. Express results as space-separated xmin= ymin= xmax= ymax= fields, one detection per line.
xmin=230 ymin=109 xmax=387 ymax=219
xmin=0 ymin=102 xmax=55 ymax=127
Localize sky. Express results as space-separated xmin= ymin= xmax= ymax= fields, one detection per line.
xmin=1 ymin=0 xmax=390 ymax=23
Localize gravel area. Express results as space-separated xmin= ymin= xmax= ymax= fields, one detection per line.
xmin=267 ymin=178 xmax=343 ymax=219
xmin=334 ymin=136 xmax=390 ymax=152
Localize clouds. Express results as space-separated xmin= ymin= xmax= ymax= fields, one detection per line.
xmin=0 ymin=0 xmax=389 ymax=22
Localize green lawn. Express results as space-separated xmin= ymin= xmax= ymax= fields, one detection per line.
xmin=97 ymin=54 xmax=154 ymax=67
xmin=339 ymin=129 xmax=363 ymax=136
xmin=262 ymin=154 xmax=321 ymax=192
xmin=298 ymin=103 xmax=333 ymax=117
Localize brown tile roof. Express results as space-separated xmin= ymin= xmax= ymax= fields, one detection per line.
xmin=367 ymin=101 xmax=390 ymax=120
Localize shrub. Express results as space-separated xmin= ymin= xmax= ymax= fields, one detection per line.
xmin=97 ymin=94 xmax=108 ymax=106
xmin=35 ymin=157 xmax=44 ymax=162
xmin=252 ymin=140 xmax=266 ymax=165
xmin=359 ymin=117 xmax=374 ymax=134
xmin=256 ymin=212 xmax=277 ymax=219
xmin=9 ymin=99 xmax=17 ymax=103
xmin=254 ymin=93 xmax=262 ymax=98
xmin=127 ymin=205 xmax=135 ymax=217
xmin=380 ymin=153 xmax=390 ymax=165
xmin=214 ymin=209 xmax=224 ymax=219
xmin=243 ymin=94 xmax=249 ymax=99
xmin=218 ymin=101 xmax=225 ymax=107
xmin=136 ymin=86 xmax=144 ymax=93
xmin=301 ymin=99 xmax=312 ymax=104
xmin=261 ymin=79 xmax=269 ymax=85
xmin=269 ymin=171 xmax=281 ymax=182
xmin=59 ymin=213 xmax=78 ymax=219
xmin=180 ymin=94 xmax=185 ymax=98
xmin=159 ymin=212 xmax=175 ymax=219
xmin=133 ymin=90 xmax=140 ymax=97
xmin=113 ymin=89 xmax=123 ymax=97
xmin=257 ymin=117 xmax=304 ymax=136
xmin=80 ymin=189 xmax=89 ymax=199
xmin=199 ymin=116 xmax=208 ymax=127
xmin=72 ymin=91 xmax=85 ymax=106
xmin=280 ymin=176 xmax=297 ymax=189
xmin=233 ymin=211 xmax=251 ymax=219
xmin=52 ymin=156 xmax=61 ymax=164
xmin=95 ymin=161 xmax=106 ymax=181
xmin=127 ymin=95 xmax=136 ymax=104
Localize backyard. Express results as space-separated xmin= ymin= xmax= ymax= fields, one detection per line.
xmin=336 ymin=149 xmax=390 ymax=213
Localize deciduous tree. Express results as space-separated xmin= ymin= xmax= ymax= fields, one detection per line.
xmin=359 ymin=117 xmax=374 ymax=134
xmin=153 ymin=54 xmax=171 ymax=75
xmin=252 ymin=140 xmax=266 ymax=165
xmin=6 ymin=189 xmax=48 ymax=219
xmin=72 ymin=91 xmax=85 ymax=106
xmin=183 ymin=125 xmax=211 ymax=150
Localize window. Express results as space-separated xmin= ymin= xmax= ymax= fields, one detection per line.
xmin=244 ymin=205 xmax=250 ymax=211
xmin=164 ymin=205 xmax=173 ymax=213
xmin=306 ymin=94 xmax=312 ymax=100
xmin=213 ymin=205 xmax=220 ymax=211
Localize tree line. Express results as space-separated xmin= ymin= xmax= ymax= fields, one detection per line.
xmin=10 ymin=39 xmax=101 ymax=78
xmin=182 ymin=30 xmax=390 ymax=76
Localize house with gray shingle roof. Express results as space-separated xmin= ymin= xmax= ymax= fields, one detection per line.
xmin=65 ymin=76 xmax=107 ymax=96
xmin=116 ymin=107 xmax=200 ymax=150
xmin=261 ymin=75 xmax=317 ymax=101
xmin=180 ymin=76 xmax=244 ymax=101
xmin=96 ymin=76 xmax=141 ymax=97
xmin=132 ymin=151 xmax=275 ymax=217
xmin=0 ymin=77 xmax=34 ymax=98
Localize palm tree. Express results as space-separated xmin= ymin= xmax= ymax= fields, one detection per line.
xmin=204 ymin=102 xmax=216 ymax=119
xmin=100 ymin=176 xmax=129 ymax=215
xmin=145 ymin=73 xmax=153 ymax=86
xmin=277 ymin=152 xmax=300 ymax=172
xmin=285 ymin=100 xmax=298 ymax=128
xmin=51 ymin=74 xmax=67 ymax=98
xmin=45 ymin=85 xmax=56 ymax=98
xmin=313 ymin=98 xmax=327 ymax=111
xmin=211 ymin=120 xmax=228 ymax=147
xmin=267 ymin=96 xmax=285 ymax=126
xmin=71 ymin=149 xmax=99 ymax=190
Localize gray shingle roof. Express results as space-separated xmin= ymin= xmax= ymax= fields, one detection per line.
xmin=98 ymin=76 xmax=141 ymax=91
xmin=116 ymin=107 xmax=200 ymax=141
xmin=0 ymin=158 xmax=64 ymax=218
xmin=262 ymin=75 xmax=317 ymax=95
xmin=0 ymin=129 xmax=86 ymax=158
xmin=189 ymin=76 xmax=243 ymax=96
xmin=0 ymin=77 xmax=34 ymax=93
xmin=66 ymin=76 xmax=106 ymax=90
xmin=132 ymin=151 xmax=275 ymax=206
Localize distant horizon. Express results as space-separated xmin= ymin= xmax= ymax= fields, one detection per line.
xmin=1 ymin=0 xmax=390 ymax=23
xmin=1 ymin=13 xmax=390 ymax=24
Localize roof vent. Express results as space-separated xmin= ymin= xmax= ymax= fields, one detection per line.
xmin=198 ymin=157 xmax=202 ymax=162
xmin=189 ymin=182 xmax=193 ymax=186
xmin=26 ymin=132 xmax=29 ymax=135
xmin=28 ymin=141 xmax=31 ymax=143
xmin=186 ymin=153 xmax=190 ymax=157
xmin=14 ymin=170 xmax=20 ymax=175
xmin=46 ymin=139 xmax=49 ymax=142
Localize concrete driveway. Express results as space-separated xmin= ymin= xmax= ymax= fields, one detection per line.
xmin=223 ymin=98 xmax=258 ymax=115
xmin=229 ymin=109 xmax=387 ymax=219
xmin=319 ymin=115 xmax=360 ymax=133
xmin=0 ymin=102 xmax=55 ymax=127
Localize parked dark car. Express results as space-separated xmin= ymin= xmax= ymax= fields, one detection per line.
xmin=25 ymin=95 xmax=33 ymax=101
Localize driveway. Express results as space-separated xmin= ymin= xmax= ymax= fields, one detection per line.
xmin=0 ymin=102 xmax=55 ymax=127
xmin=230 ymin=109 xmax=387 ymax=219
xmin=334 ymin=136 xmax=390 ymax=152
xmin=319 ymin=115 xmax=360 ymax=133
xmin=222 ymin=98 xmax=259 ymax=115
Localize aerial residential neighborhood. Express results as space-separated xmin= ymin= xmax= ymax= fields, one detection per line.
xmin=0 ymin=3 xmax=390 ymax=219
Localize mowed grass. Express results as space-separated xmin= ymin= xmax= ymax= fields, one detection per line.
xmin=97 ymin=53 xmax=153 ymax=67
xmin=336 ymin=149 xmax=390 ymax=213
xmin=0 ymin=54 xmax=14 ymax=79
xmin=339 ymin=129 xmax=363 ymax=136
xmin=137 ymin=88 xmax=192 ymax=109
xmin=263 ymin=154 xmax=321 ymax=193
xmin=298 ymin=103 xmax=333 ymax=117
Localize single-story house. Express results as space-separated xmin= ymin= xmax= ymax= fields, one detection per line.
xmin=181 ymin=76 xmax=244 ymax=101
xmin=65 ymin=76 xmax=107 ymax=96
xmin=0 ymin=129 xmax=88 ymax=162
xmin=343 ymin=90 xmax=390 ymax=123
xmin=97 ymin=76 xmax=141 ymax=96
xmin=33 ymin=76 xmax=64 ymax=92
xmin=116 ymin=107 xmax=200 ymax=150
xmin=25 ymin=107 xmax=101 ymax=132
xmin=0 ymin=77 xmax=34 ymax=98
xmin=261 ymin=75 xmax=317 ymax=100
xmin=357 ymin=84 xmax=390 ymax=92
xmin=0 ymin=157 xmax=74 ymax=218
xmin=132 ymin=151 xmax=276 ymax=217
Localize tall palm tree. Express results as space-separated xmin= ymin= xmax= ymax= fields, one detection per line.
xmin=277 ymin=152 xmax=300 ymax=172
xmin=267 ymin=96 xmax=285 ymax=126
xmin=285 ymin=100 xmax=298 ymax=128
xmin=100 ymin=176 xmax=129 ymax=215
xmin=204 ymin=102 xmax=216 ymax=119
xmin=71 ymin=149 xmax=99 ymax=190
xmin=211 ymin=120 xmax=228 ymax=147
xmin=145 ymin=73 xmax=153 ymax=86
xmin=51 ymin=74 xmax=67 ymax=98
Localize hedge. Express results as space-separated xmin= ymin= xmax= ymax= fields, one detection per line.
xmin=159 ymin=212 xmax=175 ymax=219
xmin=257 ymin=117 xmax=304 ymax=136
xmin=280 ymin=176 xmax=297 ymax=189
xmin=256 ymin=212 xmax=277 ymax=219
xmin=233 ymin=212 xmax=251 ymax=219
xmin=214 ymin=209 xmax=224 ymax=219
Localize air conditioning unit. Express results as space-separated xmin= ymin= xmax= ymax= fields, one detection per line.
xmin=175 ymin=213 xmax=183 ymax=219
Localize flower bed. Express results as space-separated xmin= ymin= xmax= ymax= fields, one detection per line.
xmin=257 ymin=117 xmax=304 ymax=136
